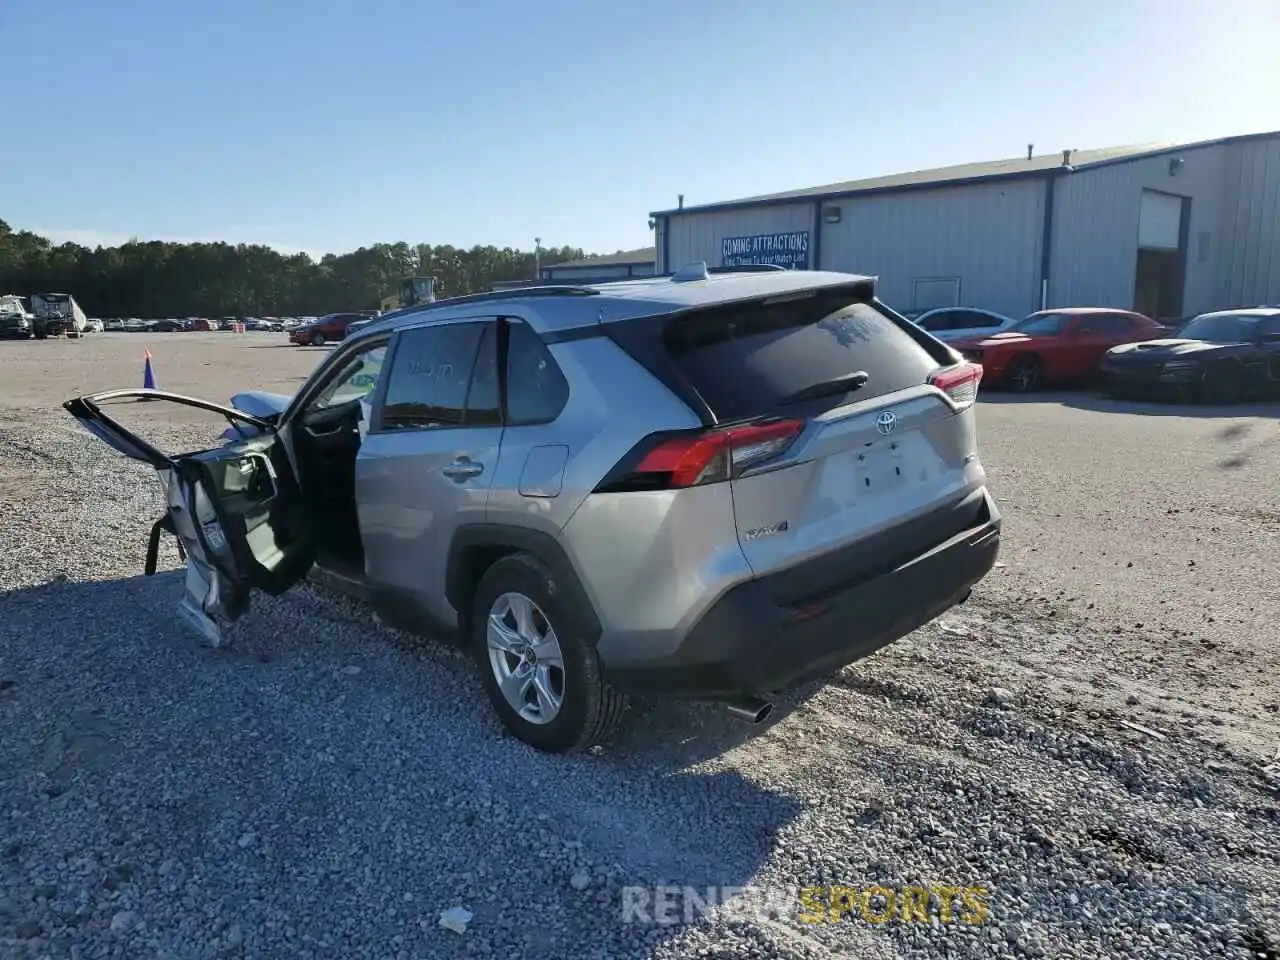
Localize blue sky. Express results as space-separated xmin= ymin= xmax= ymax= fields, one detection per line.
xmin=2 ymin=0 xmax=1277 ymax=258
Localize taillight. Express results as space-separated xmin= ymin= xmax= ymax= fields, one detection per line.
xmin=596 ymin=418 xmax=805 ymax=492
xmin=929 ymin=361 xmax=983 ymax=408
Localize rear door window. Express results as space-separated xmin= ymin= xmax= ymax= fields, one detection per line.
xmin=663 ymin=295 xmax=940 ymax=421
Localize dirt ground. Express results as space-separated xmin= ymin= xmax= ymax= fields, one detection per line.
xmin=0 ymin=331 xmax=319 ymax=425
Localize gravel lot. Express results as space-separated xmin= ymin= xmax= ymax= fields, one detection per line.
xmin=2 ymin=333 xmax=1278 ymax=959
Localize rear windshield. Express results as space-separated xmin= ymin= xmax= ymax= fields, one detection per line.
xmin=663 ymin=294 xmax=941 ymax=421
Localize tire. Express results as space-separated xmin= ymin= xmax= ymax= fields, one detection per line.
xmin=1005 ymin=354 xmax=1043 ymax=393
xmin=471 ymin=553 xmax=627 ymax=753
xmin=1199 ymin=362 xmax=1241 ymax=405
xmin=312 ymin=333 xmax=326 ymax=347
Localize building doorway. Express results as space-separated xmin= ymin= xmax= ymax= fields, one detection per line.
xmin=1133 ymin=190 xmax=1188 ymax=322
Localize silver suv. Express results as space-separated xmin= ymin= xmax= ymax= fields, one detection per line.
xmin=67 ymin=264 xmax=1000 ymax=752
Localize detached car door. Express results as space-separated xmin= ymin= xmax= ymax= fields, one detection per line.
xmin=63 ymin=390 xmax=314 ymax=646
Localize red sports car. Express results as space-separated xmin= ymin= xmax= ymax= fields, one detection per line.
xmin=950 ymin=308 xmax=1168 ymax=392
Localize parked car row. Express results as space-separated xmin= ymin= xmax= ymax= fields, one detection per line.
xmin=94 ymin=316 xmax=345 ymax=333
xmin=940 ymin=306 xmax=1280 ymax=402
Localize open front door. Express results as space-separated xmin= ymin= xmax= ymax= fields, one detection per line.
xmin=64 ymin=389 xmax=315 ymax=645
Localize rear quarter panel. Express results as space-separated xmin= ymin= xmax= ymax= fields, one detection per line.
xmin=485 ymin=333 xmax=706 ymax=579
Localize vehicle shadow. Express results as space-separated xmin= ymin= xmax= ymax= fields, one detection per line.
xmin=0 ymin=572 xmax=807 ymax=957
xmin=978 ymin=388 xmax=1280 ymax=419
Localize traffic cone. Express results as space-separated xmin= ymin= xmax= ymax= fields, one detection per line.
xmin=138 ymin=348 xmax=158 ymax=401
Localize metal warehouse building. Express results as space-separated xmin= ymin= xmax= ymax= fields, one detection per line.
xmin=651 ymin=131 xmax=1280 ymax=321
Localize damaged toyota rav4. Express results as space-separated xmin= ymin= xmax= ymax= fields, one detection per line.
xmin=66 ymin=264 xmax=1000 ymax=753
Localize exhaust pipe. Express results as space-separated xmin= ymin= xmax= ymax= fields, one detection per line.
xmin=725 ymin=698 xmax=773 ymax=724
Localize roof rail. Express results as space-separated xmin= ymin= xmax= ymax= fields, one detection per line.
xmin=706 ymin=263 xmax=788 ymax=274
xmin=388 ymin=284 xmax=600 ymax=320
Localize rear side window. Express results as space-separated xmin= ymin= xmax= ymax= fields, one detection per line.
xmin=663 ymin=296 xmax=940 ymax=421
xmin=505 ymin=321 xmax=569 ymax=425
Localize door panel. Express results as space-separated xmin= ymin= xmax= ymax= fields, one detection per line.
xmin=1057 ymin=317 xmax=1126 ymax=380
xmin=63 ymin=389 xmax=313 ymax=644
xmin=179 ymin=433 xmax=314 ymax=595
xmin=358 ymin=319 xmax=504 ymax=628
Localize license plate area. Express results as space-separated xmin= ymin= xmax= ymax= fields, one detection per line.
xmin=853 ymin=441 xmax=908 ymax=493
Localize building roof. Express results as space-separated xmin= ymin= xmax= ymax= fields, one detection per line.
xmin=546 ymin=246 xmax=656 ymax=270
xmin=651 ymin=131 xmax=1280 ymax=217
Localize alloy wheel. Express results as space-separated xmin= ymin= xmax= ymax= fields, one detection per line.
xmin=486 ymin=592 xmax=565 ymax=725
xmin=1009 ymin=357 xmax=1041 ymax=392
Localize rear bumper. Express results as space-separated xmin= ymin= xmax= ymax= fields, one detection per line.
xmin=604 ymin=488 xmax=1001 ymax=699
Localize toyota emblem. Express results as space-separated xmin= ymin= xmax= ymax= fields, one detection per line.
xmin=875 ymin=411 xmax=897 ymax=436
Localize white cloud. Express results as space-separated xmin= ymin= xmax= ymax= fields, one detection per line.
xmin=33 ymin=227 xmax=322 ymax=259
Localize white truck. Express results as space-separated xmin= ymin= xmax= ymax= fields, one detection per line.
xmin=30 ymin=293 xmax=88 ymax=339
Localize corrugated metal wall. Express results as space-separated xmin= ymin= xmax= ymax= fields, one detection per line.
xmin=661 ymin=203 xmax=815 ymax=272
xmin=818 ymin=180 xmax=1046 ymax=317
xmin=1218 ymin=138 xmax=1280 ymax=307
xmin=655 ymin=135 xmax=1279 ymax=317
xmin=1048 ymin=146 xmax=1231 ymax=314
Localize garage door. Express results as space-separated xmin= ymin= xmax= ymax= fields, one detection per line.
xmin=1138 ymin=191 xmax=1183 ymax=251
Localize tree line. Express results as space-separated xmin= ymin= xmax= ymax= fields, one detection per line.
xmin=0 ymin=218 xmax=593 ymax=318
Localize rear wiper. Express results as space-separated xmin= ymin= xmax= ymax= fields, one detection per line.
xmin=778 ymin=371 xmax=870 ymax=406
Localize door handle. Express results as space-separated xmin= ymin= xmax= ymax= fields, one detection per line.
xmin=443 ymin=458 xmax=484 ymax=481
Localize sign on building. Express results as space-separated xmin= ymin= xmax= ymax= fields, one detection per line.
xmin=721 ymin=231 xmax=810 ymax=270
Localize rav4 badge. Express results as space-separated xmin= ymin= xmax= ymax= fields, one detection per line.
xmin=743 ymin=521 xmax=790 ymax=541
